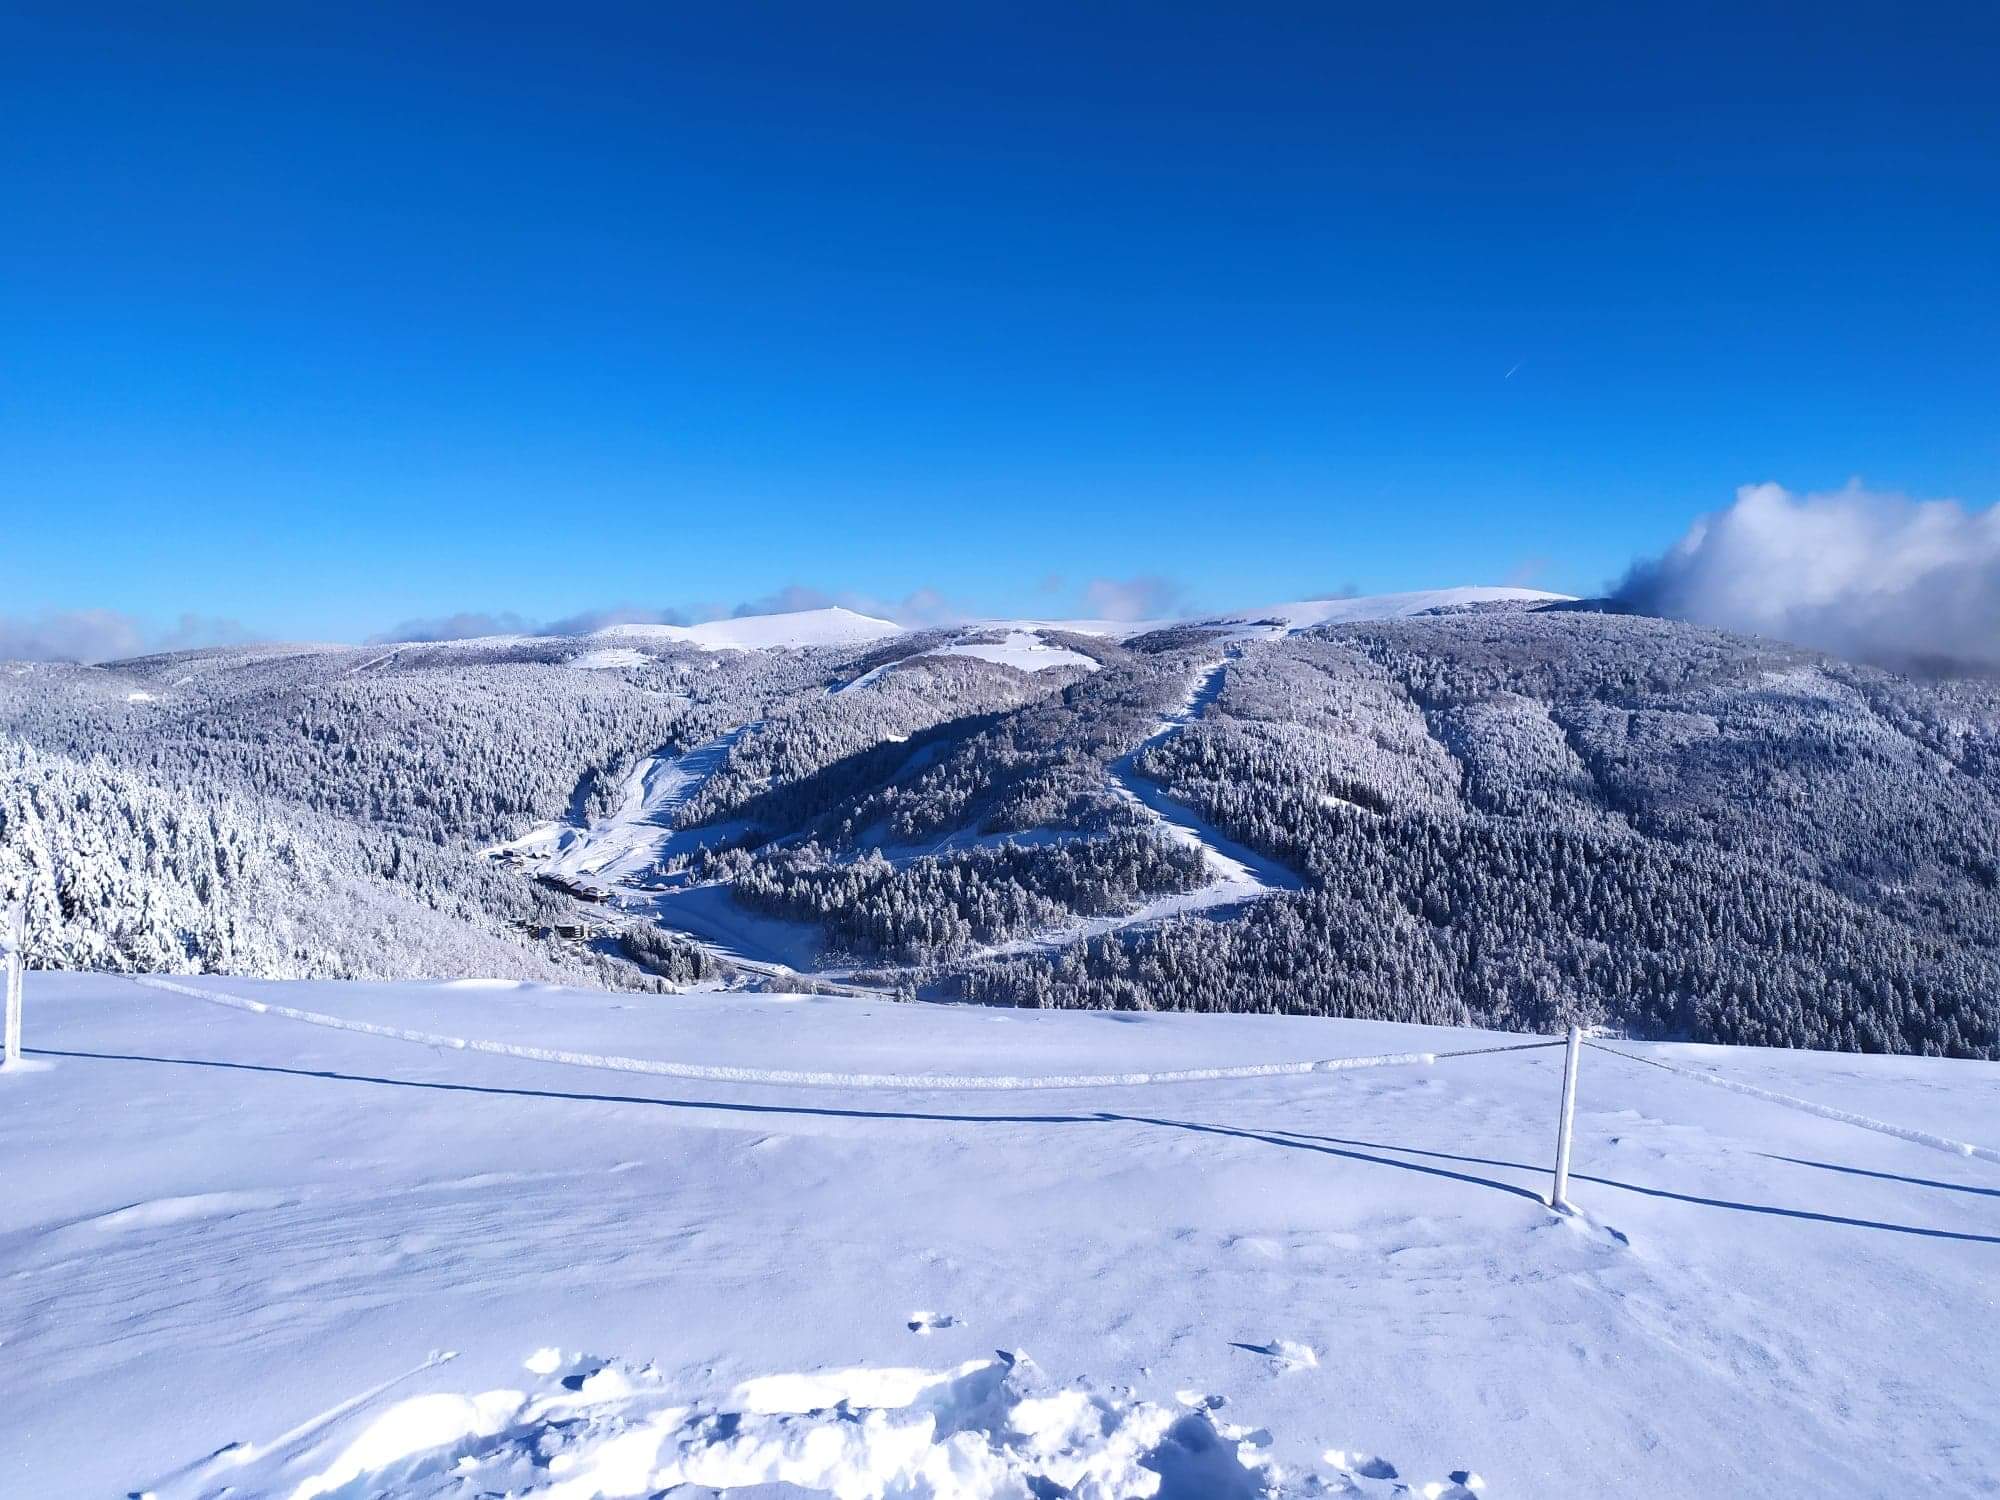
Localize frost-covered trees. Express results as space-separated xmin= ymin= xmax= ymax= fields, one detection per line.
xmin=736 ymin=832 xmax=1206 ymax=963
xmin=6 ymin=607 xmax=1999 ymax=1056
xmin=0 ymin=736 xmax=622 ymax=982
xmin=965 ymin=616 xmax=2000 ymax=1057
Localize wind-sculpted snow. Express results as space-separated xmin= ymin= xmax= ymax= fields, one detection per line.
xmin=8 ymin=976 xmax=1995 ymax=1497
xmin=164 ymin=1347 xmax=1473 ymax=1499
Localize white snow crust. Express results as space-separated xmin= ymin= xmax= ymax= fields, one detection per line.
xmin=596 ymin=607 xmax=904 ymax=652
xmin=1193 ymin=588 xmax=1573 ymax=641
xmin=5 ymin=973 xmax=1994 ymax=1497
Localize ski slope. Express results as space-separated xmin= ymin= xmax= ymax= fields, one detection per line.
xmin=491 ymin=728 xmax=752 ymax=889
xmin=495 ymin=660 xmax=1293 ymax=979
xmin=980 ymin=660 xmax=1305 ymax=961
xmin=1105 ymin=659 xmax=1302 ymax=902
xmin=841 ymin=630 xmax=1100 ymax=694
xmin=4 ymin=974 xmax=1994 ymax=1497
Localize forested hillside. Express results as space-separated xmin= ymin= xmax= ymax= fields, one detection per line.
xmin=4 ymin=604 xmax=1996 ymax=1056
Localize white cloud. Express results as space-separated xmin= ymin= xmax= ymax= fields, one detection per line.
xmin=1082 ymin=575 xmax=1190 ymax=623
xmin=1616 ymin=481 xmax=2000 ymax=672
xmin=0 ymin=609 xmax=251 ymax=663
xmin=538 ymin=605 xmax=693 ymax=636
xmin=365 ymin=610 xmax=536 ymax=644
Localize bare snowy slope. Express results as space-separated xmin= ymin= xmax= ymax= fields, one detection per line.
xmin=1191 ymin=587 xmax=1574 ymax=640
xmin=3 ymin=974 xmax=1994 ymax=1498
xmin=597 ymin=606 xmax=905 ymax=652
xmin=973 ymin=587 xmax=1576 ymax=642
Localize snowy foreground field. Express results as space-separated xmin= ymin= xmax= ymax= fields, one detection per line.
xmin=3 ymin=977 xmax=1996 ymax=1498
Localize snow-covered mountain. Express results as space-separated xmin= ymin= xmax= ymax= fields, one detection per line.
xmin=366 ymin=590 xmax=1573 ymax=658
xmin=596 ymin=605 xmax=906 ymax=652
xmin=1192 ymin=586 xmax=1574 ymax=639
xmin=3 ymin=590 xmax=1998 ymax=1059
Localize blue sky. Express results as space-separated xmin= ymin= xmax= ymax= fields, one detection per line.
xmin=3 ymin=3 xmax=1995 ymax=648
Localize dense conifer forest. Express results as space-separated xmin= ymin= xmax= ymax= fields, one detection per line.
xmin=4 ymin=604 xmax=1996 ymax=1055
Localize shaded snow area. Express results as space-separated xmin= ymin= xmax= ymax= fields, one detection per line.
xmin=6 ymin=977 xmax=1996 ymax=1497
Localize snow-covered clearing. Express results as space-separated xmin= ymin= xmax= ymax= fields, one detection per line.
xmin=493 ymin=729 xmax=751 ymax=890
xmin=947 ymin=660 xmax=1305 ymax=967
xmin=597 ymin=607 xmax=904 ymax=653
xmin=569 ymin=647 xmax=648 ymax=671
xmin=495 ymin=660 xmax=1296 ymax=980
xmin=4 ymin=974 xmax=1993 ymax=1497
xmin=842 ymin=632 xmax=1100 ymax=694
xmin=1193 ymin=589 xmax=1573 ymax=643
xmin=1107 ymin=660 xmax=1300 ymax=900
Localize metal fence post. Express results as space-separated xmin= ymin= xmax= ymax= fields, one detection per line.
xmin=1 ymin=900 xmax=23 ymax=1071
xmin=1548 ymin=1024 xmax=1582 ymax=1212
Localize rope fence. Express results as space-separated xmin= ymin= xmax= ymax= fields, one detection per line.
xmin=130 ymin=975 xmax=1562 ymax=1092
xmin=6 ymin=971 xmax=1983 ymax=1216
xmin=1584 ymin=1039 xmax=2000 ymax=1165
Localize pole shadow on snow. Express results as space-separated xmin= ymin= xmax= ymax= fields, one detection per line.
xmin=29 ymin=1047 xmax=2000 ymax=1247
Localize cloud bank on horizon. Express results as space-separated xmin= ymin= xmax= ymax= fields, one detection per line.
xmin=0 ymin=610 xmax=251 ymax=665
xmin=13 ymin=492 xmax=1998 ymax=674
xmin=367 ymin=576 xmax=1189 ymax=646
xmin=4 ymin=579 xmax=1172 ymax=661
xmin=366 ymin=584 xmax=969 ymax=646
xmin=1616 ymin=482 xmax=2000 ymax=673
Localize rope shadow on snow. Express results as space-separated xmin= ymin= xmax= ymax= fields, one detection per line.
xmin=31 ymin=1048 xmax=1999 ymax=1246
xmin=24 ymin=1048 xmax=1125 ymax=1128
xmin=1753 ymin=1152 xmax=2000 ymax=1200
xmin=1264 ymin=1128 xmax=2000 ymax=1245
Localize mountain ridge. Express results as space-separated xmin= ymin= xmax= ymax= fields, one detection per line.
xmin=4 ymin=595 xmax=1996 ymax=1057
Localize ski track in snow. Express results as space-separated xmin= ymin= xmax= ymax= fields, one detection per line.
xmin=494 ymin=726 xmax=754 ymax=889
xmin=977 ymin=658 xmax=1302 ymax=965
xmin=494 ymin=659 xmax=1301 ymax=980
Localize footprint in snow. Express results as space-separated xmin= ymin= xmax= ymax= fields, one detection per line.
xmin=907 ymin=1310 xmax=960 ymax=1335
xmin=1324 ymin=1448 xmax=1398 ymax=1480
xmin=1232 ymin=1337 xmax=1318 ymax=1371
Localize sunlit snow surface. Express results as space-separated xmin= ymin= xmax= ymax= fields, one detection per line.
xmin=1192 ymin=588 xmax=1573 ymax=642
xmin=4 ymin=975 xmax=1994 ymax=1497
xmin=596 ymin=606 xmax=905 ymax=652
